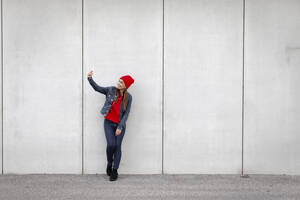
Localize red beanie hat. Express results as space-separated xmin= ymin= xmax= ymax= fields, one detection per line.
xmin=120 ymin=75 xmax=134 ymax=89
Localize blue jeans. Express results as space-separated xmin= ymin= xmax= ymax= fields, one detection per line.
xmin=103 ymin=118 xmax=126 ymax=170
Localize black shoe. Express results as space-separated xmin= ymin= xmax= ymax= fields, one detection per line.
xmin=106 ymin=164 xmax=112 ymax=176
xmin=109 ymin=168 xmax=118 ymax=181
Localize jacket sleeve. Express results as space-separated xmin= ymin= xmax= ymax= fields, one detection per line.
xmin=87 ymin=76 xmax=109 ymax=95
xmin=117 ymin=95 xmax=132 ymax=131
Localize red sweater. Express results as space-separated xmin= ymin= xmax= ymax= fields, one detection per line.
xmin=104 ymin=94 xmax=123 ymax=124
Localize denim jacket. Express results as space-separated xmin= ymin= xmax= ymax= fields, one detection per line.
xmin=87 ymin=76 xmax=132 ymax=132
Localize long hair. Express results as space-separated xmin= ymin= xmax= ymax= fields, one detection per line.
xmin=114 ymin=87 xmax=128 ymax=111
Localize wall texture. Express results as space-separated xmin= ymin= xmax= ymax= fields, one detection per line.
xmin=3 ymin=0 xmax=82 ymax=173
xmin=1 ymin=0 xmax=299 ymax=175
xmin=164 ymin=0 xmax=243 ymax=174
xmin=244 ymin=0 xmax=300 ymax=175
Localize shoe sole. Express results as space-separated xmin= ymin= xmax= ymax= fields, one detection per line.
xmin=109 ymin=175 xmax=118 ymax=181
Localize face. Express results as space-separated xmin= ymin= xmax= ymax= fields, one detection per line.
xmin=117 ymin=79 xmax=126 ymax=90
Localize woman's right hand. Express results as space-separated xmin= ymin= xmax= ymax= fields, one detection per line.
xmin=87 ymin=70 xmax=93 ymax=78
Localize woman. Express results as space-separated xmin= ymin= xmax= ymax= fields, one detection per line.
xmin=87 ymin=70 xmax=134 ymax=181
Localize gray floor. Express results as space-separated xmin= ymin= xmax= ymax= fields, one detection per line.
xmin=0 ymin=174 xmax=300 ymax=200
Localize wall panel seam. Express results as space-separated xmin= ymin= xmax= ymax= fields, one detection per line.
xmin=81 ymin=0 xmax=84 ymax=175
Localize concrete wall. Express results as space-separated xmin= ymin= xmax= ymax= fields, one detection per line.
xmin=3 ymin=0 xmax=82 ymax=173
xmin=0 ymin=0 xmax=299 ymax=175
xmin=164 ymin=0 xmax=243 ymax=174
xmin=244 ymin=0 xmax=300 ymax=175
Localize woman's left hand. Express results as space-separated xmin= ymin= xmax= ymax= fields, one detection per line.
xmin=115 ymin=128 xmax=122 ymax=136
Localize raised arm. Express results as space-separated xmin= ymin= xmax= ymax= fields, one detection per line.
xmin=87 ymin=76 xmax=109 ymax=95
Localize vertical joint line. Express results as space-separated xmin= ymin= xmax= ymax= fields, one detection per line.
xmin=1 ymin=0 xmax=3 ymax=175
xmin=81 ymin=0 xmax=84 ymax=175
xmin=162 ymin=0 xmax=165 ymax=175
xmin=241 ymin=0 xmax=246 ymax=175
